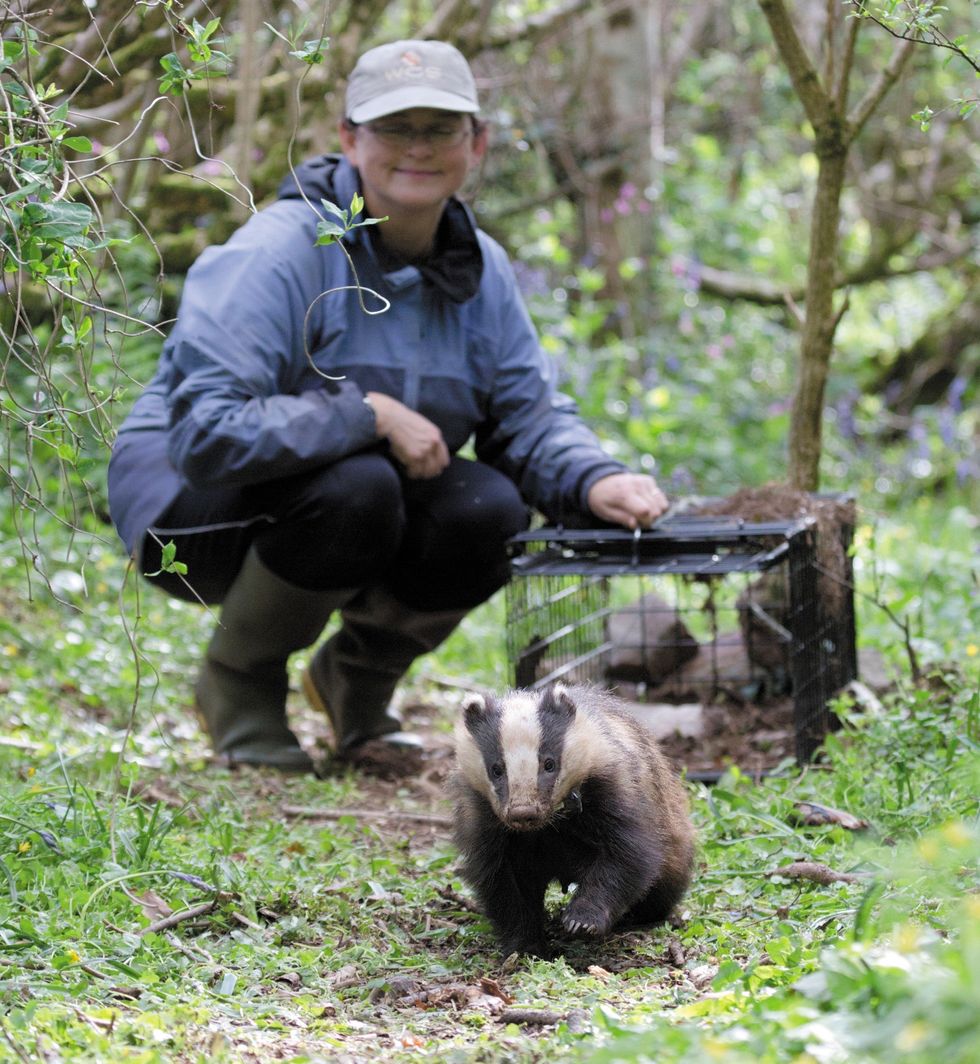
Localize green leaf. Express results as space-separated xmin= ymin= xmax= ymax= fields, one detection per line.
xmin=319 ymin=199 xmax=349 ymax=223
xmin=62 ymin=136 xmax=92 ymax=153
xmin=315 ymin=221 xmax=346 ymax=246
xmin=21 ymin=200 xmax=94 ymax=241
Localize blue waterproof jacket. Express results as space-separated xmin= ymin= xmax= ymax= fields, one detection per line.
xmin=108 ymin=155 xmax=626 ymax=555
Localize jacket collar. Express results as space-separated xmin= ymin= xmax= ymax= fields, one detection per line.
xmin=277 ymin=154 xmax=483 ymax=304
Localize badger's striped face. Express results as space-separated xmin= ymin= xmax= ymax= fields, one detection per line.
xmin=455 ymin=686 xmax=579 ymax=831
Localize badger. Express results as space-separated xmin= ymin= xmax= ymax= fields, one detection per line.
xmin=450 ymin=682 xmax=695 ymax=957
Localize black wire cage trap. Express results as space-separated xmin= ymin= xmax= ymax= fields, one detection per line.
xmin=505 ymin=510 xmax=858 ymax=779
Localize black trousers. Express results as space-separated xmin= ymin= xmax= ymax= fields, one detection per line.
xmin=139 ymin=452 xmax=530 ymax=611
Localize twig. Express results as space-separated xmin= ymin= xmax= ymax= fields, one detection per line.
xmin=0 ymin=737 xmax=45 ymax=751
xmin=231 ymin=911 xmax=263 ymax=931
xmin=497 ymin=1008 xmax=564 ymax=1026
xmin=139 ymin=899 xmax=217 ymax=936
xmin=666 ymin=938 xmax=686 ymax=967
xmin=418 ymin=672 xmax=494 ymax=696
xmin=165 ymin=932 xmax=214 ymax=964
xmin=280 ymin=805 xmax=453 ymax=828
xmin=437 ymin=884 xmax=481 ymax=914
xmin=848 ymin=1 xmax=980 ymax=74
xmin=0 ymin=1016 xmax=32 ymax=1064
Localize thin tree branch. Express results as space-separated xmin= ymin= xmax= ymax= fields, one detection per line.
xmin=849 ymin=1 xmax=980 ymax=74
xmin=757 ymin=0 xmax=835 ymax=130
xmin=835 ymin=8 xmax=861 ymax=112
xmin=695 ymin=235 xmax=973 ymax=304
xmin=846 ymin=35 xmax=917 ymax=143
xmin=483 ymin=0 xmax=600 ymax=52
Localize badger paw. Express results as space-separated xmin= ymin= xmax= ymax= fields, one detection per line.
xmin=562 ymin=898 xmax=612 ymax=938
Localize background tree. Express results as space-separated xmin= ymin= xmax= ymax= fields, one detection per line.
xmin=1 ymin=0 xmax=976 ymax=585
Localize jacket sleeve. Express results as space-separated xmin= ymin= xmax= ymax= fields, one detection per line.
xmin=163 ymin=206 xmax=378 ymax=489
xmin=474 ymin=244 xmax=627 ymax=523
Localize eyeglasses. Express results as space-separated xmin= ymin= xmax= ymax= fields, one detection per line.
xmin=361 ymin=122 xmax=473 ymax=149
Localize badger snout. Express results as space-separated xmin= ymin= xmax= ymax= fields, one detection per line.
xmin=502 ymin=804 xmax=549 ymax=831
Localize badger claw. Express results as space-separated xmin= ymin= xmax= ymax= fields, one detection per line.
xmin=562 ymin=899 xmax=611 ymax=938
xmin=561 ymin=914 xmax=600 ymax=936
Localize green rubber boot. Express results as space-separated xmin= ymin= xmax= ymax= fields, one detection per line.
xmin=302 ymin=585 xmax=468 ymax=756
xmin=195 ymin=546 xmax=355 ymax=771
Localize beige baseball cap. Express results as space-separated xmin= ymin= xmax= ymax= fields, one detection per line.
xmin=345 ymin=40 xmax=480 ymax=123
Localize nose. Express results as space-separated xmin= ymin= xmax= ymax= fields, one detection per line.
xmin=403 ymin=135 xmax=436 ymax=157
xmin=505 ymin=805 xmax=543 ymax=831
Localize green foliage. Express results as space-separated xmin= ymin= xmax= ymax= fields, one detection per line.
xmin=265 ymin=23 xmax=331 ymax=67
xmin=849 ymin=1 xmax=980 ymax=127
xmin=314 ymin=193 xmax=386 ymax=247
xmin=0 ymin=496 xmax=977 ymax=1060
xmin=1 ymin=4 xmax=977 ymax=1057
xmin=158 ymin=18 xmax=231 ymax=95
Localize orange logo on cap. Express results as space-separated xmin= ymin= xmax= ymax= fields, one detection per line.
xmin=401 ymin=51 xmax=422 ymax=66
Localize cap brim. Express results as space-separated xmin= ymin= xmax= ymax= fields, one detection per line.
xmin=348 ymin=88 xmax=480 ymax=123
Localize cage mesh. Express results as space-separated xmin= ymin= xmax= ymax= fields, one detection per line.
xmin=505 ymin=514 xmax=857 ymax=776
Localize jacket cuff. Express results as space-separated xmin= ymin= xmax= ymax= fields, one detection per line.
xmin=576 ymin=463 xmax=630 ymax=516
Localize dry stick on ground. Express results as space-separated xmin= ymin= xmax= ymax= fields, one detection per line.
xmin=280 ymin=805 xmax=453 ymax=829
xmin=139 ymin=900 xmax=218 ymax=936
xmin=437 ymin=885 xmax=482 ymax=914
xmin=498 ymin=1008 xmax=565 ymax=1027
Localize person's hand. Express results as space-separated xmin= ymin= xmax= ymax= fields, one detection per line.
xmin=587 ymin=472 xmax=669 ymax=530
xmin=365 ymin=392 xmax=450 ymax=479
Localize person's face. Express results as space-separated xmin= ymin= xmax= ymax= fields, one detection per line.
xmin=338 ymin=107 xmax=487 ymax=219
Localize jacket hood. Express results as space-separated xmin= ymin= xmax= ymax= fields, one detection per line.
xmin=277 ymin=154 xmax=483 ymax=304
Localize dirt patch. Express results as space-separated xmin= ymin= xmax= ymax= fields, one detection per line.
xmin=692 ymin=484 xmax=856 ymax=614
xmin=656 ymin=696 xmax=797 ymax=781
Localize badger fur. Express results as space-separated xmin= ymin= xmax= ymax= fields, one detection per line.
xmin=451 ymin=683 xmax=695 ymax=957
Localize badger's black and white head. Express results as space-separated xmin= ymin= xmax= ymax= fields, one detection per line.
xmin=454 ymin=684 xmax=609 ymax=831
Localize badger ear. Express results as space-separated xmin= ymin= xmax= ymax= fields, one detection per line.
xmin=546 ymin=684 xmax=577 ymax=719
xmin=462 ymin=694 xmax=487 ymax=727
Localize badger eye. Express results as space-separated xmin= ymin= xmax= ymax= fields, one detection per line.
xmin=490 ymin=762 xmax=505 ymax=780
xmin=542 ymin=757 xmax=557 ymax=774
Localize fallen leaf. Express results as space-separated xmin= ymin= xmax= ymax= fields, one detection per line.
xmin=688 ymin=963 xmax=720 ymax=989
xmin=135 ymin=890 xmax=173 ymax=922
xmin=463 ymin=988 xmax=507 ymax=1015
xmin=769 ymin=861 xmax=869 ymax=885
xmin=666 ymin=939 xmax=686 ymax=967
xmin=586 ymin=965 xmax=612 ymax=981
xmin=329 ymin=963 xmax=360 ymax=990
xmin=478 ymin=976 xmax=513 ymax=1004
xmin=791 ymin=801 xmax=869 ymax=831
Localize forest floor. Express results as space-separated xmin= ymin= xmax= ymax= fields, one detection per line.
xmin=0 ymin=497 xmax=978 ymax=1062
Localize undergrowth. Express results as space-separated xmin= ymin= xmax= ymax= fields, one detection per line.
xmin=0 ymin=494 xmax=977 ymax=1062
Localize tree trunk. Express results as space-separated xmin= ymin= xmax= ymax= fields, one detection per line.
xmin=789 ymin=143 xmax=847 ymax=490
xmin=758 ymin=0 xmax=914 ymax=491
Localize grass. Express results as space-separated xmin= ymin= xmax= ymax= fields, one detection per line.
xmin=0 ymin=492 xmax=977 ymax=1062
